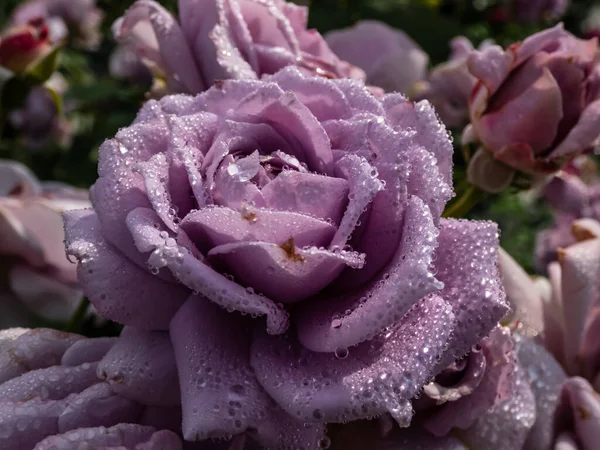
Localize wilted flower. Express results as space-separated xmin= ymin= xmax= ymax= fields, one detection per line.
xmin=0 ymin=18 xmax=51 ymax=74
xmin=325 ymin=20 xmax=428 ymax=94
xmin=0 ymin=327 xmax=187 ymax=449
xmin=509 ymin=0 xmax=569 ymax=23
xmin=465 ymin=24 xmax=600 ymax=192
xmin=0 ymin=160 xmax=89 ymax=326
xmin=11 ymin=0 xmax=104 ymax=50
xmin=413 ymin=37 xmax=492 ymax=129
xmin=64 ymin=67 xmax=508 ymax=446
xmin=113 ymin=0 xmax=364 ymax=95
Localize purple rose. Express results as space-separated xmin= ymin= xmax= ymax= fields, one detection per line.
xmin=64 ymin=68 xmax=507 ymax=446
xmin=465 ymin=24 xmax=600 ymax=191
xmin=325 ymin=332 xmax=569 ymax=450
xmin=0 ymin=327 xmax=185 ymax=450
xmin=113 ymin=0 xmax=364 ymax=95
xmin=9 ymin=77 xmax=73 ymax=150
xmin=325 ymin=20 xmax=428 ymax=95
xmin=535 ymin=171 xmax=600 ymax=270
xmin=0 ymin=161 xmax=89 ymax=326
xmin=414 ymin=37 xmax=493 ymax=129
xmin=12 ymin=0 xmax=104 ymax=50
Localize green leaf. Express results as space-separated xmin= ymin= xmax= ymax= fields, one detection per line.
xmin=24 ymin=47 xmax=62 ymax=84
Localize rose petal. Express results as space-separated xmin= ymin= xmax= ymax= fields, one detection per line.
xmin=467 ymin=45 xmax=515 ymax=97
xmin=9 ymin=265 xmax=82 ymax=323
xmin=460 ymin=368 xmax=536 ymax=450
xmin=0 ymin=160 xmax=42 ymax=197
xmin=554 ymin=377 xmax=600 ymax=448
xmin=477 ymin=65 xmax=563 ymax=158
xmin=424 ymin=327 xmax=516 ymax=435
xmin=251 ymin=295 xmax=454 ymax=425
xmin=61 ymin=337 xmax=117 ymax=367
xmin=127 ymin=208 xmax=289 ymax=334
xmin=180 ymin=206 xmax=336 ymax=252
xmin=498 ymin=247 xmax=545 ymax=336
xmin=0 ymin=329 xmax=83 ymax=384
xmin=98 ymin=328 xmax=180 ymax=406
xmin=119 ymin=0 xmax=204 ymax=93
xmin=0 ymin=362 xmax=98 ymax=403
xmin=58 ymin=382 xmax=142 ymax=432
xmin=514 ymin=335 xmax=566 ymax=450
xmin=33 ymin=424 xmax=182 ymax=450
xmin=228 ymin=83 xmax=334 ymax=175
xmin=295 ymin=195 xmax=441 ymax=352
xmin=0 ymin=398 xmax=64 ymax=450
xmin=208 ymin=241 xmax=363 ymax=303
xmin=558 ymin=238 xmax=600 ymax=374
xmin=64 ymin=209 xmax=189 ymax=330
xmin=266 ymin=67 xmax=351 ymax=121
xmin=0 ymin=203 xmax=46 ymax=269
xmin=135 ymin=152 xmax=179 ymax=232
xmin=552 ymin=99 xmax=600 ymax=159
xmin=329 ymin=154 xmax=384 ymax=249
xmin=170 ymin=297 xmax=320 ymax=446
xmin=434 ymin=219 xmax=508 ymax=366
xmin=422 ymin=350 xmax=487 ymax=404
xmin=383 ymin=96 xmax=454 ymax=186
xmin=260 ymin=171 xmax=349 ymax=225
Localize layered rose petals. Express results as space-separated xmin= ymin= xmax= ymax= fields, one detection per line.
xmin=465 ymin=24 xmax=600 ymax=188
xmin=0 ymin=328 xmax=184 ymax=449
xmin=114 ymin=0 xmax=363 ymax=95
xmin=62 ymin=67 xmax=510 ymax=447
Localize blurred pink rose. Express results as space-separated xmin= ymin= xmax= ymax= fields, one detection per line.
xmin=325 ymin=20 xmax=428 ymax=95
xmin=12 ymin=0 xmax=104 ymax=50
xmin=0 ymin=18 xmax=51 ymax=74
xmin=465 ymin=24 xmax=600 ymax=191
xmin=9 ymin=78 xmax=73 ymax=150
xmin=0 ymin=161 xmax=90 ymax=326
xmin=414 ymin=37 xmax=493 ymax=129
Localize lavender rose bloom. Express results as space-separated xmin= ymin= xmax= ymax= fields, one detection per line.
xmin=113 ymin=0 xmax=363 ymax=95
xmin=325 ymin=20 xmax=428 ymax=95
xmin=0 ymin=161 xmax=89 ymax=326
xmin=465 ymin=24 xmax=600 ymax=191
xmin=413 ymin=37 xmax=493 ymax=129
xmin=0 ymin=327 xmax=184 ymax=450
xmin=64 ymin=67 xmax=507 ymax=446
xmin=11 ymin=0 xmax=104 ymax=50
